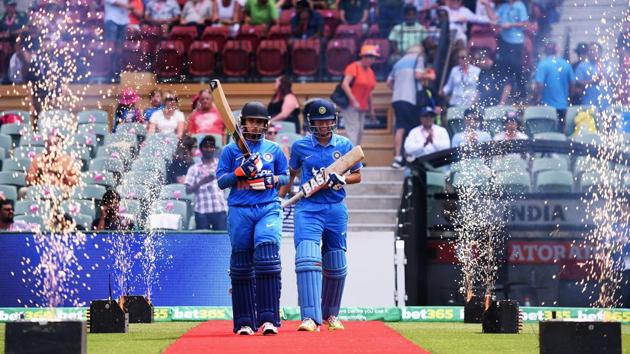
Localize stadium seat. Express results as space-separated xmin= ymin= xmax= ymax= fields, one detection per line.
xmin=495 ymin=170 xmax=531 ymax=194
xmin=38 ymin=110 xmax=76 ymax=136
xmin=318 ymin=9 xmax=340 ymax=37
xmin=426 ymin=171 xmax=446 ymax=194
xmin=222 ymin=40 xmax=253 ymax=77
xmin=531 ymin=157 xmax=569 ymax=183
xmin=0 ymin=123 xmax=27 ymax=147
xmin=13 ymin=146 xmax=44 ymax=159
xmin=0 ymin=133 xmax=12 ymax=154
xmin=115 ymin=122 xmax=147 ymax=140
xmin=14 ymin=215 xmax=43 ymax=230
xmin=450 ymin=158 xmax=485 ymax=175
xmin=491 ymin=156 xmax=528 ymax=172
xmin=14 ymin=199 xmax=41 ymax=216
xmin=533 ymin=132 xmax=567 ymax=141
xmin=2 ymin=158 xmax=31 ymax=172
xmin=152 ymin=199 xmax=189 ymax=229
xmin=86 ymin=41 xmax=114 ymax=81
xmin=78 ymin=124 xmax=110 ymax=142
xmin=237 ymin=24 xmax=267 ymax=52
xmin=326 ymin=38 xmax=356 ymax=77
xmin=159 ymin=184 xmax=193 ymax=203
xmin=268 ymin=25 xmax=292 ymax=41
xmin=103 ymin=133 xmax=137 ymax=149
xmin=451 ymin=166 xmax=492 ymax=189
xmin=90 ymin=158 xmax=125 ymax=174
xmin=523 ymin=106 xmax=558 ymax=136
xmin=169 ymin=25 xmax=198 ymax=53
xmin=119 ymin=199 xmax=142 ymax=219
xmin=0 ymin=184 xmax=17 ymax=201
xmin=24 ymin=185 xmax=62 ymax=200
xmin=140 ymin=25 xmax=165 ymax=54
xmin=447 ymin=107 xmax=467 ymax=136
xmin=72 ymin=184 xmax=107 ymax=201
xmin=334 ymin=24 xmax=364 ymax=47
xmin=579 ymin=171 xmax=616 ymax=193
xmin=96 ymin=144 xmax=133 ymax=162
xmin=468 ymin=24 xmax=498 ymax=56
xmin=82 ymin=171 xmax=116 ymax=188
xmin=155 ymin=40 xmax=186 ymax=79
xmin=0 ymin=110 xmax=30 ymax=125
xmin=19 ymin=133 xmax=46 ymax=147
xmin=201 ymin=26 xmax=229 ymax=53
xmin=535 ymin=170 xmax=574 ymax=193
xmin=256 ymin=40 xmax=288 ymax=77
xmin=278 ymin=9 xmax=295 ymax=26
xmin=571 ymin=132 xmax=602 ymax=145
xmin=483 ymin=106 xmax=516 ymax=135
xmin=61 ymin=199 xmax=97 ymax=220
xmin=121 ymin=40 xmax=152 ymax=72
xmin=73 ymin=213 xmax=94 ymax=230
xmin=78 ymin=110 xmax=109 ymax=125
xmin=188 ymin=40 xmax=219 ymax=78
xmin=117 ymin=183 xmax=150 ymax=200
xmin=291 ymin=39 xmax=321 ymax=77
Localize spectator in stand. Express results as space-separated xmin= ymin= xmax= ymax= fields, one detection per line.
xmin=181 ymin=0 xmax=213 ymax=33
xmin=266 ymin=123 xmax=291 ymax=159
xmin=388 ymin=5 xmax=428 ymax=56
xmin=377 ymin=0 xmax=404 ymax=38
xmin=104 ymin=0 xmax=131 ymax=78
xmin=388 ymin=45 xmax=436 ymax=169
xmin=8 ymin=35 xmax=30 ymax=84
xmin=0 ymin=200 xmax=33 ymax=232
xmin=473 ymin=48 xmax=511 ymax=108
xmin=0 ymin=0 xmax=27 ymax=41
xmin=187 ymin=88 xmax=225 ymax=137
xmin=575 ymin=42 xmax=614 ymax=110
xmin=441 ymin=0 xmax=493 ymax=44
xmin=532 ymin=41 xmax=575 ymax=132
xmin=244 ymin=0 xmax=278 ymax=26
xmin=451 ymin=108 xmax=491 ymax=147
xmin=214 ymin=0 xmax=241 ymax=36
xmin=185 ymin=135 xmax=228 ymax=230
xmin=144 ymin=88 xmax=164 ymax=122
xmin=113 ymin=88 xmax=144 ymax=132
xmin=339 ymin=0 xmax=369 ymax=26
xmin=26 ymin=134 xmax=81 ymax=190
xmin=128 ymin=0 xmax=144 ymax=30
xmin=93 ymin=189 xmax=135 ymax=231
xmin=341 ymin=44 xmax=378 ymax=146
xmin=148 ymin=90 xmax=186 ymax=138
xmin=146 ymin=0 xmax=181 ymax=28
xmin=486 ymin=0 xmax=528 ymax=101
xmin=276 ymin=0 xmax=295 ymax=10
xmin=404 ymin=106 xmax=450 ymax=161
xmin=440 ymin=48 xmax=481 ymax=107
xmin=290 ymin=0 xmax=323 ymax=39
xmin=572 ymin=42 xmax=589 ymax=70
xmin=493 ymin=111 xmax=527 ymax=141
xmin=167 ymin=136 xmax=195 ymax=184
xmin=268 ymin=75 xmax=301 ymax=133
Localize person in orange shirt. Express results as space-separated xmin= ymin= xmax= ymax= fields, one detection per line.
xmin=128 ymin=0 xmax=144 ymax=30
xmin=187 ymin=88 xmax=226 ymax=140
xmin=340 ymin=44 xmax=378 ymax=146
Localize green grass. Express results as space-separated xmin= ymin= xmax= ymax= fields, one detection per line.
xmin=0 ymin=322 xmax=199 ymax=354
xmin=387 ymin=322 xmax=630 ymax=354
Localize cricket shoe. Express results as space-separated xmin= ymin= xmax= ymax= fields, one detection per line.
xmin=261 ymin=322 xmax=278 ymax=335
xmin=324 ymin=316 xmax=344 ymax=331
xmin=236 ymin=326 xmax=254 ymax=335
xmin=297 ymin=318 xmax=320 ymax=332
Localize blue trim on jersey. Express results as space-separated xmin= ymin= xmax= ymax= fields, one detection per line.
xmin=289 ymin=134 xmax=362 ymax=205
xmin=217 ymin=139 xmax=289 ymax=207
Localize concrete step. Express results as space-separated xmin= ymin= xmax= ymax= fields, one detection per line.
xmin=348 ymin=223 xmax=396 ymax=232
xmin=349 ymin=209 xmax=398 ymax=224
xmin=345 ymin=181 xmax=404 ymax=196
xmin=346 ymin=195 xmax=400 ymax=209
xmin=359 ymin=166 xmax=404 ymax=182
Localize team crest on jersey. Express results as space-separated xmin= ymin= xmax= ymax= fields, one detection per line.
xmin=262 ymin=152 xmax=274 ymax=162
xmin=332 ymin=151 xmax=342 ymax=160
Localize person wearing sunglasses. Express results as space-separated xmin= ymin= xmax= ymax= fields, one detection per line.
xmin=440 ymin=48 xmax=481 ymax=108
xmin=148 ymin=90 xmax=186 ymax=138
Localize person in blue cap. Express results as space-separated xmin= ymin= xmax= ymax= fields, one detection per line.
xmin=216 ymin=101 xmax=290 ymax=336
xmin=285 ymin=98 xmax=363 ymax=332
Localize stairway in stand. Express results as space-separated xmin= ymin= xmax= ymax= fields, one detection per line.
xmin=345 ymin=167 xmax=404 ymax=232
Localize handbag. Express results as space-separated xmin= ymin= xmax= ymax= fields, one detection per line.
xmin=330 ymin=76 xmax=354 ymax=109
xmin=414 ymin=54 xmax=435 ymax=109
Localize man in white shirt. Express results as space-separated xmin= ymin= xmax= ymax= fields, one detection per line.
xmin=404 ymin=106 xmax=450 ymax=161
xmin=451 ymin=108 xmax=491 ymax=147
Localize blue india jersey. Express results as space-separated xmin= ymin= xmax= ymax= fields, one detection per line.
xmin=289 ymin=133 xmax=362 ymax=205
xmin=217 ymin=139 xmax=289 ymax=207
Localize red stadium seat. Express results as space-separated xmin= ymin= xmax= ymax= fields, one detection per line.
xmin=318 ymin=9 xmax=340 ymax=38
xmin=334 ymin=24 xmax=364 ymax=46
xmin=169 ymin=25 xmax=199 ymax=53
xmin=121 ymin=40 xmax=151 ymax=72
xmin=268 ymin=25 xmax=292 ymax=41
xmin=237 ymin=24 xmax=268 ymax=52
xmin=291 ymin=39 xmax=321 ymax=77
xmin=188 ymin=40 xmax=219 ymax=78
xmin=86 ymin=42 xmax=114 ymax=80
xmin=256 ymin=40 xmax=288 ymax=77
xmin=367 ymin=24 xmax=380 ymax=38
xmin=221 ymin=40 xmax=253 ymax=77
xmin=125 ymin=26 xmax=142 ymax=41
xmin=141 ymin=25 xmax=165 ymax=54
xmin=279 ymin=9 xmax=295 ymax=26
xmin=326 ymin=38 xmax=356 ymax=77
xmin=155 ymin=41 xmax=186 ymax=79
xmin=201 ymin=26 xmax=230 ymax=53
xmin=468 ymin=24 xmax=497 ymax=56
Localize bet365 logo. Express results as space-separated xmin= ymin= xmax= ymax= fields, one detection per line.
xmin=301 ymin=167 xmax=327 ymax=196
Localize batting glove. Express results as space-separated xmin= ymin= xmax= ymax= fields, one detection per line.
xmin=235 ymin=154 xmax=263 ymax=178
xmin=327 ymin=172 xmax=346 ymax=190
xmin=247 ymin=175 xmax=276 ymax=190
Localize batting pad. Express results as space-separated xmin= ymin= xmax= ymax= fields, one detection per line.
xmin=322 ymin=250 xmax=348 ymax=319
xmin=230 ymin=249 xmax=257 ymax=332
xmin=254 ymin=242 xmax=282 ymax=326
xmin=295 ymin=240 xmax=323 ymax=324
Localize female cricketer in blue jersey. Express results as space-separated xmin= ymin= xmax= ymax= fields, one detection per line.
xmin=286 ymin=98 xmax=362 ymax=332
xmin=216 ymin=102 xmax=290 ymax=336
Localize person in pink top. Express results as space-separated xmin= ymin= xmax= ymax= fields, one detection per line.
xmin=187 ymin=88 xmax=225 ymax=139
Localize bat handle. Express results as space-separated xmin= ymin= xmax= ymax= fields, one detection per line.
xmin=281 ymin=191 xmax=304 ymax=208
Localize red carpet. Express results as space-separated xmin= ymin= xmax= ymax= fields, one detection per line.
xmin=165 ymin=321 xmax=428 ymax=354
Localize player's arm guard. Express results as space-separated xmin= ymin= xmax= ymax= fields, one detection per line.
xmin=235 ymin=154 xmax=263 ymax=178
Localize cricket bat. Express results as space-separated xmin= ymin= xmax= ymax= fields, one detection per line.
xmin=209 ymin=80 xmax=251 ymax=158
xmin=281 ymin=146 xmax=365 ymax=208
